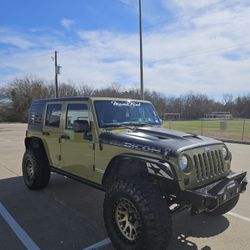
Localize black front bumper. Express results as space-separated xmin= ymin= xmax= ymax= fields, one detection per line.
xmin=183 ymin=171 xmax=248 ymax=214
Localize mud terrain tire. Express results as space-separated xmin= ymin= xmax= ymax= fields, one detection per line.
xmin=22 ymin=150 xmax=50 ymax=190
xmin=103 ymin=178 xmax=172 ymax=250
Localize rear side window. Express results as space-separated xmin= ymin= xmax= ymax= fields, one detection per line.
xmin=29 ymin=103 xmax=44 ymax=125
xmin=45 ymin=104 xmax=62 ymax=127
xmin=66 ymin=103 xmax=89 ymax=129
xmin=28 ymin=102 xmax=45 ymax=131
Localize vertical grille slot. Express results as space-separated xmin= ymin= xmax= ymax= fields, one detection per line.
xmin=207 ymin=151 xmax=214 ymax=177
xmin=215 ymin=150 xmax=221 ymax=174
xmin=198 ymin=154 xmax=205 ymax=179
xmin=211 ymin=151 xmax=218 ymax=175
xmin=193 ymin=155 xmax=201 ymax=181
xmin=203 ymin=153 xmax=210 ymax=178
xmin=218 ymin=150 xmax=225 ymax=172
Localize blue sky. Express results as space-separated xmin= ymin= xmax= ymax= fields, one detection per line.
xmin=0 ymin=0 xmax=250 ymax=98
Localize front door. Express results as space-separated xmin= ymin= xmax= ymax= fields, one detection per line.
xmin=60 ymin=102 xmax=94 ymax=178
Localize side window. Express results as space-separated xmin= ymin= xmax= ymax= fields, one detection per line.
xmin=66 ymin=103 xmax=89 ymax=129
xmin=45 ymin=104 xmax=62 ymax=127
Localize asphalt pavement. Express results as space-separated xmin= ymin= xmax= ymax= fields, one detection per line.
xmin=0 ymin=123 xmax=249 ymax=250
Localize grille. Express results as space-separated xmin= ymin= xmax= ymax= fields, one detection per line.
xmin=193 ymin=150 xmax=225 ymax=182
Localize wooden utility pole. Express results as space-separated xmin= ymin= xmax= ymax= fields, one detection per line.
xmin=139 ymin=0 xmax=144 ymax=100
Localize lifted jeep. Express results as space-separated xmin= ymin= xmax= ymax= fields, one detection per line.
xmin=23 ymin=97 xmax=248 ymax=250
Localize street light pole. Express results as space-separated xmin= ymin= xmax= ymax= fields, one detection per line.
xmin=139 ymin=0 xmax=144 ymax=100
xmin=54 ymin=51 xmax=59 ymax=98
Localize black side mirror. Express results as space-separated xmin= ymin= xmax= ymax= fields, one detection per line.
xmin=73 ymin=120 xmax=90 ymax=133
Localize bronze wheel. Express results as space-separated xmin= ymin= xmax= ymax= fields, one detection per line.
xmin=104 ymin=178 xmax=172 ymax=250
xmin=115 ymin=198 xmax=142 ymax=241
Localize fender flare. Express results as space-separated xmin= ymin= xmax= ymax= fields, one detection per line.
xmin=24 ymin=137 xmax=49 ymax=164
xmin=102 ymin=153 xmax=178 ymax=187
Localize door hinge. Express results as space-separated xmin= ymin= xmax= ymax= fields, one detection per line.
xmin=93 ymin=165 xmax=96 ymax=171
xmin=93 ymin=143 xmax=95 ymax=150
xmin=58 ymin=155 xmax=62 ymax=161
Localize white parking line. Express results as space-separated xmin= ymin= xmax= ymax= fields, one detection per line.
xmin=83 ymin=238 xmax=111 ymax=250
xmin=0 ymin=202 xmax=40 ymax=250
xmin=228 ymin=212 xmax=250 ymax=223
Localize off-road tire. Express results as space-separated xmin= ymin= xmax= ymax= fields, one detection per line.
xmin=22 ymin=150 xmax=50 ymax=190
xmin=103 ymin=178 xmax=172 ymax=250
xmin=205 ymin=195 xmax=239 ymax=216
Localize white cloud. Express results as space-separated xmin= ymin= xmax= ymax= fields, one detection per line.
xmin=119 ymin=0 xmax=137 ymax=9
xmin=0 ymin=28 xmax=34 ymax=49
xmin=163 ymin=0 xmax=222 ymax=11
xmin=60 ymin=18 xmax=75 ymax=30
xmin=1 ymin=0 xmax=250 ymax=98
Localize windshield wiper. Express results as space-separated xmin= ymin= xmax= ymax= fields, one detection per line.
xmin=128 ymin=122 xmax=155 ymax=127
xmin=102 ymin=122 xmax=156 ymax=129
xmin=102 ymin=123 xmax=133 ymax=130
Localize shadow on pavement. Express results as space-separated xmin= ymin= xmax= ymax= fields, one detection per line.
xmin=0 ymin=174 xmax=109 ymax=250
xmin=169 ymin=207 xmax=229 ymax=249
xmin=0 ymin=174 xmax=230 ymax=250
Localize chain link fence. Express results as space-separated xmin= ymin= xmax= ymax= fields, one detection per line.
xmin=163 ymin=119 xmax=250 ymax=144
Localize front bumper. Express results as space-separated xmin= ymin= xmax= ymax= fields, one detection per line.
xmin=183 ymin=171 xmax=248 ymax=214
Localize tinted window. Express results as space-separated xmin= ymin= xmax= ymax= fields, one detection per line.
xmin=45 ymin=104 xmax=62 ymax=127
xmin=66 ymin=103 xmax=89 ymax=129
xmin=94 ymin=101 xmax=161 ymax=128
xmin=29 ymin=103 xmax=44 ymax=125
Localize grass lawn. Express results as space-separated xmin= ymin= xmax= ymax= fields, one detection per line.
xmin=163 ymin=119 xmax=250 ymax=142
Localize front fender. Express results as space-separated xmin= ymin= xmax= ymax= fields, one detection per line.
xmin=102 ymin=153 xmax=178 ymax=187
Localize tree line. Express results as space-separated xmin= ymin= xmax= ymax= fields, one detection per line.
xmin=0 ymin=76 xmax=249 ymax=122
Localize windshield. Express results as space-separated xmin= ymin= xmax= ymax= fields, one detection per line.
xmin=94 ymin=100 xmax=161 ymax=128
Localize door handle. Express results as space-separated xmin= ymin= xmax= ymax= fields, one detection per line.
xmin=42 ymin=131 xmax=50 ymax=136
xmin=60 ymin=134 xmax=70 ymax=140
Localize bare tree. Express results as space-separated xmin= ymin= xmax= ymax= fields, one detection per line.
xmin=1 ymin=76 xmax=250 ymax=122
xmin=4 ymin=76 xmax=49 ymax=121
xmin=77 ymin=85 xmax=94 ymax=96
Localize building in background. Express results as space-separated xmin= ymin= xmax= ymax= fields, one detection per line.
xmin=204 ymin=112 xmax=232 ymax=120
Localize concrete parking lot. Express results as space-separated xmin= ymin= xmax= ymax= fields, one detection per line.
xmin=0 ymin=123 xmax=249 ymax=250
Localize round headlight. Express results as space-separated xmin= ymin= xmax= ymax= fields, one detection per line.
xmin=222 ymin=147 xmax=228 ymax=159
xmin=179 ymin=155 xmax=188 ymax=171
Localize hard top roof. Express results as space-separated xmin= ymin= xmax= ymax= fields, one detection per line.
xmin=32 ymin=96 xmax=151 ymax=104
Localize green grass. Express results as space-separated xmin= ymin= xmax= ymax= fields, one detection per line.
xmin=163 ymin=119 xmax=250 ymax=142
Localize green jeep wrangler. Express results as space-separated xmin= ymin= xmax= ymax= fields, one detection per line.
xmin=23 ymin=97 xmax=247 ymax=250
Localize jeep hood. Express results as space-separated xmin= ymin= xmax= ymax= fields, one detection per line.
xmin=99 ymin=127 xmax=222 ymax=156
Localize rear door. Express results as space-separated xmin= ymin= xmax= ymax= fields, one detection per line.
xmin=60 ymin=101 xmax=95 ymax=178
xmin=42 ymin=102 xmax=63 ymax=167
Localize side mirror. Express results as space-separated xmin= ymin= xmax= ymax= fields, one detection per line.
xmin=73 ymin=120 xmax=91 ymax=133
